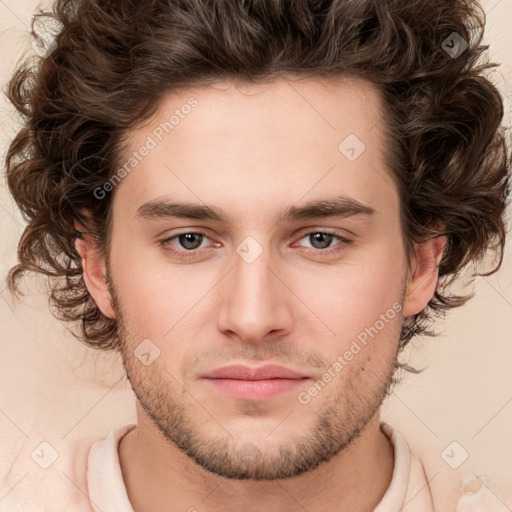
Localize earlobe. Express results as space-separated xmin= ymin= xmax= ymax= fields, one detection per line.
xmin=402 ymin=234 xmax=447 ymax=318
xmin=74 ymin=221 xmax=116 ymax=320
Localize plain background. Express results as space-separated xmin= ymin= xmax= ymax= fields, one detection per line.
xmin=0 ymin=0 xmax=511 ymax=507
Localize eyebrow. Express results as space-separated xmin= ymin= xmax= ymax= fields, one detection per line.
xmin=134 ymin=194 xmax=376 ymax=224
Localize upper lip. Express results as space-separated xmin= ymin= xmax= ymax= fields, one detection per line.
xmin=201 ymin=364 xmax=309 ymax=380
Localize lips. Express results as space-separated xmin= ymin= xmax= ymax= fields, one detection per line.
xmin=201 ymin=364 xmax=308 ymax=380
xmin=200 ymin=364 xmax=310 ymax=400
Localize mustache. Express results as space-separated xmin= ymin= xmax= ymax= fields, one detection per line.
xmin=184 ymin=345 xmax=329 ymax=374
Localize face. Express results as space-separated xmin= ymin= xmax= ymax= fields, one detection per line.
xmin=94 ymin=75 xmax=414 ymax=480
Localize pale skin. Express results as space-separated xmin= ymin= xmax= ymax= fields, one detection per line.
xmin=75 ymin=75 xmax=446 ymax=512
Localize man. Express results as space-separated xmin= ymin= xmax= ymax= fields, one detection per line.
xmin=3 ymin=0 xmax=510 ymax=510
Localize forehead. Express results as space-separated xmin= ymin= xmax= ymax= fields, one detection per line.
xmin=112 ymin=75 xmax=399 ymax=227
xmin=129 ymin=74 xmax=384 ymax=153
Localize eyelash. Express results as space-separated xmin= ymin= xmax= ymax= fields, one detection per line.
xmin=158 ymin=230 xmax=352 ymax=260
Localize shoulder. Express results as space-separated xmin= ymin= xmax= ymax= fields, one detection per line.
xmin=0 ymin=423 xmax=135 ymax=512
xmin=393 ymin=423 xmax=512 ymax=512
xmin=57 ymin=423 xmax=137 ymax=511
xmin=0 ymin=432 xmax=96 ymax=511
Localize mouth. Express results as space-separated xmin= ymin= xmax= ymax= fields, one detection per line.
xmin=200 ymin=364 xmax=311 ymax=401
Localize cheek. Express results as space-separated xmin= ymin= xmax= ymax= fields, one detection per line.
xmin=293 ymin=248 xmax=404 ymax=327
xmin=290 ymin=252 xmax=404 ymax=373
xmin=110 ymin=242 xmax=219 ymax=343
xmin=109 ymin=242 xmax=170 ymax=330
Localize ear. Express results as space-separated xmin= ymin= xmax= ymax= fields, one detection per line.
xmin=403 ymin=230 xmax=447 ymax=318
xmin=74 ymin=219 xmax=116 ymax=320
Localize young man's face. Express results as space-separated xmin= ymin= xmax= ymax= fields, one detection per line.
xmin=79 ymin=75 xmax=442 ymax=480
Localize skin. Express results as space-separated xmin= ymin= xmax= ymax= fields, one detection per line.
xmin=75 ymin=75 xmax=446 ymax=512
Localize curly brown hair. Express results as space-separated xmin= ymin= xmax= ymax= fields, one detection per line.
xmin=3 ymin=0 xmax=511 ymax=375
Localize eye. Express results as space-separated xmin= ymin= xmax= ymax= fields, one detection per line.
xmin=294 ymin=230 xmax=352 ymax=254
xmin=159 ymin=231 xmax=216 ymax=259
xmin=159 ymin=229 xmax=353 ymax=260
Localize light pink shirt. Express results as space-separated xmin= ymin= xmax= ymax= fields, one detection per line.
xmin=86 ymin=422 xmax=435 ymax=511
xmin=2 ymin=421 xmax=509 ymax=510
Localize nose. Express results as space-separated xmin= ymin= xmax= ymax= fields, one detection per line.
xmin=216 ymin=241 xmax=294 ymax=344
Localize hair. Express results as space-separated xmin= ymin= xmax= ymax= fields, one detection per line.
xmin=4 ymin=0 xmax=511 ymax=376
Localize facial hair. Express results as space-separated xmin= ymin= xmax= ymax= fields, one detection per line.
xmin=107 ymin=271 xmax=403 ymax=481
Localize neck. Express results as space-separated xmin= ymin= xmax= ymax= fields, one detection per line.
xmin=118 ymin=408 xmax=394 ymax=512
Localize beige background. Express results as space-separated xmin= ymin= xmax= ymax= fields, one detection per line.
xmin=0 ymin=0 xmax=511 ymax=508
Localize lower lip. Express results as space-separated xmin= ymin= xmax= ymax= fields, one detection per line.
xmin=202 ymin=378 xmax=309 ymax=400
